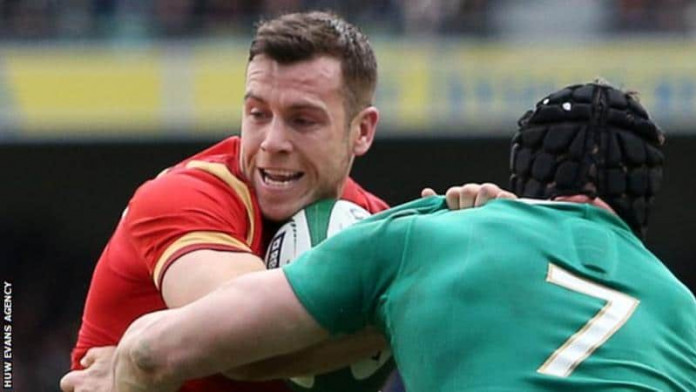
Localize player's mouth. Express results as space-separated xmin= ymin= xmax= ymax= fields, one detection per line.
xmin=259 ymin=169 xmax=304 ymax=188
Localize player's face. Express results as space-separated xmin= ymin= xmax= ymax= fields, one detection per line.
xmin=241 ymin=55 xmax=377 ymax=221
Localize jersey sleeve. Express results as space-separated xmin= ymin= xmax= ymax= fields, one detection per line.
xmin=123 ymin=169 xmax=254 ymax=289
xmin=282 ymin=210 xmax=415 ymax=335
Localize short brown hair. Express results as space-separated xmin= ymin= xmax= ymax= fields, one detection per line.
xmin=249 ymin=11 xmax=377 ymax=120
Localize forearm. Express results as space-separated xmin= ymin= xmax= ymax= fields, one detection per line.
xmin=223 ymin=327 xmax=387 ymax=381
xmin=113 ymin=311 xmax=184 ymax=392
xmin=115 ymin=269 xmax=328 ymax=384
xmin=113 ymin=350 xmax=180 ymax=392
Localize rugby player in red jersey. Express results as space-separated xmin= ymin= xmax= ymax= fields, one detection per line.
xmin=61 ymin=11 xmax=512 ymax=392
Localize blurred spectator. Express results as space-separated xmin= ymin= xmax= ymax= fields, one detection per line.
xmin=261 ymin=0 xmax=304 ymax=15
xmin=0 ymin=0 xmax=58 ymax=39
xmin=489 ymin=0 xmax=609 ymax=42
xmin=3 ymin=0 xmax=695 ymax=40
xmin=199 ymin=0 xmax=261 ymax=35
xmin=153 ymin=0 xmax=198 ymax=36
xmin=401 ymin=0 xmax=489 ymax=35
xmin=613 ymin=0 xmax=693 ymax=33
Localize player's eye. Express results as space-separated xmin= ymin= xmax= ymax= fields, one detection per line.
xmin=292 ymin=117 xmax=317 ymax=128
xmin=248 ymin=108 xmax=270 ymax=121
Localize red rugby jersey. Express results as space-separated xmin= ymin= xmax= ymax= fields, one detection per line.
xmin=71 ymin=136 xmax=388 ymax=392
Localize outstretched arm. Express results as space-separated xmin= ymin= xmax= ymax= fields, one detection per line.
xmin=60 ymin=250 xmax=269 ymax=392
xmin=222 ymin=326 xmax=387 ymax=381
xmin=112 ymin=268 xmax=327 ymax=391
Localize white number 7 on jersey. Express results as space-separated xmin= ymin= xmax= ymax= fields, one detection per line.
xmin=537 ymin=263 xmax=640 ymax=377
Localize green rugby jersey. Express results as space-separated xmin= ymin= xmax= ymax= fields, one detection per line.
xmin=283 ymin=197 xmax=696 ymax=392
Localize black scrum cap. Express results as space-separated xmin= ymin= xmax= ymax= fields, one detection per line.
xmin=510 ymin=82 xmax=665 ymax=239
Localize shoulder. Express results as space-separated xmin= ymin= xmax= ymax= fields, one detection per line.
xmin=396 ymin=199 xmax=541 ymax=241
xmin=129 ymin=159 xmax=254 ymax=219
xmin=464 ymin=198 xmax=570 ymax=221
xmin=367 ymin=196 xmax=447 ymax=223
xmin=339 ymin=196 xmax=449 ymax=241
xmin=180 ymin=136 xmax=241 ymax=165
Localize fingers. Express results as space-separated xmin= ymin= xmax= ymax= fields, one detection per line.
xmin=473 ymin=183 xmax=515 ymax=207
xmin=59 ymin=372 xmax=78 ymax=392
xmin=423 ymin=183 xmax=516 ymax=210
xmin=420 ymin=188 xmax=437 ymax=198
xmin=59 ymin=347 xmax=117 ymax=392
xmin=445 ymin=184 xmax=478 ymax=210
xmin=495 ymin=189 xmax=516 ymax=200
xmin=81 ymin=346 xmax=117 ymax=368
xmin=80 ymin=347 xmax=101 ymax=368
xmin=445 ymin=183 xmax=517 ymax=210
xmin=80 ymin=353 xmax=95 ymax=368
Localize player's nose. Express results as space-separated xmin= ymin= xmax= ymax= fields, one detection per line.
xmin=260 ymin=119 xmax=293 ymax=153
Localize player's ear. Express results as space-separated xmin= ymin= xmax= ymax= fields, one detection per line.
xmin=350 ymin=106 xmax=378 ymax=157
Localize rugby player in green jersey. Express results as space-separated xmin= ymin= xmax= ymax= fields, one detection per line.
xmin=109 ymin=82 xmax=695 ymax=392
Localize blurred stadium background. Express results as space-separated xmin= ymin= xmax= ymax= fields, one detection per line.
xmin=1 ymin=0 xmax=695 ymax=390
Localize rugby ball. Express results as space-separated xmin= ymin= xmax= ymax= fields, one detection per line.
xmin=264 ymin=199 xmax=371 ymax=269
xmin=263 ymin=199 xmax=395 ymax=392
